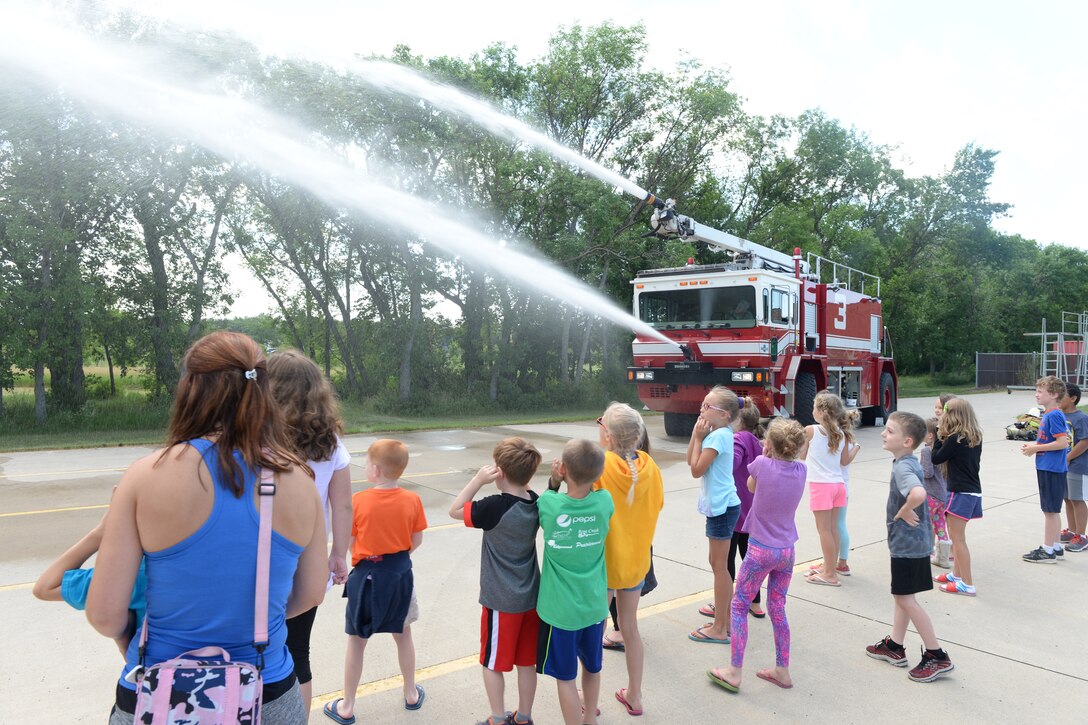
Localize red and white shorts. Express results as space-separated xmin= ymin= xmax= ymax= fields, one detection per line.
xmin=480 ymin=607 xmax=540 ymax=672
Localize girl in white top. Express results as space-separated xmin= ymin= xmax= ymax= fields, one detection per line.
xmin=802 ymin=392 xmax=858 ymax=586
xmin=268 ymin=350 xmax=353 ymax=713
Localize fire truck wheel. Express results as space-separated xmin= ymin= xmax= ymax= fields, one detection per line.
xmin=876 ymin=371 xmax=897 ymax=420
xmin=664 ymin=412 xmax=698 ymax=438
xmin=795 ymin=371 xmax=818 ymax=426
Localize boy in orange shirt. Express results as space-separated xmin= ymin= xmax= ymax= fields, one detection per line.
xmin=324 ymin=439 xmax=428 ymax=725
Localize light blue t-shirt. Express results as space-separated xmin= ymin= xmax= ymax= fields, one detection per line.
xmin=697 ymin=426 xmax=741 ymax=517
xmin=61 ymin=560 xmax=148 ymax=626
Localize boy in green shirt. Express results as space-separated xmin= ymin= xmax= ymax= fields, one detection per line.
xmin=537 ymin=439 xmax=613 ymax=725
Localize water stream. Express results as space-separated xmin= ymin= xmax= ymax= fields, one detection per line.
xmin=0 ymin=10 xmax=676 ymax=346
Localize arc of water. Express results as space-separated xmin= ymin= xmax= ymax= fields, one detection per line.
xmin=0 ymin=13 xmax=677 ymax=346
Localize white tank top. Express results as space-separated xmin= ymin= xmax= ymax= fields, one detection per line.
xmin=806 ymin=426 xmax=845 ymax=484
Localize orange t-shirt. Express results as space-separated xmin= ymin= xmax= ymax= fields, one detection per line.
xmin=351 ymin=486 xmax=428 ymax=563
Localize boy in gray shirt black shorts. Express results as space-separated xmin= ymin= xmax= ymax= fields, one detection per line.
xmin=866 ymin=411 xmax=955 ymax=683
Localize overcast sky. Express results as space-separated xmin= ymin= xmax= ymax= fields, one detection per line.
xmin=101 ymin=0 xmax=1087 ymax=315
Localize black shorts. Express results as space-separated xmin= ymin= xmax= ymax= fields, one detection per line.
xmin=890 ymin=556 xmax=933 ymax=596
xmin=1037 ymin=470 xmax=1067 ymax=513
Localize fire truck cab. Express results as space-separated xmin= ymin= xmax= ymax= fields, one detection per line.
xmin=627 ymin=196 xmax=897 ymax=437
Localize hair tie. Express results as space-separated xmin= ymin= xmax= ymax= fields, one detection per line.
xmin=244 ymin=369 xmax=258 ymax=381
xmin=738 ymin=397 xmax=745 ymax=409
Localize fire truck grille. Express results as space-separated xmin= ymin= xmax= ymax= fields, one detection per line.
xmin=648 ymin=385 xmax=671 ymax=399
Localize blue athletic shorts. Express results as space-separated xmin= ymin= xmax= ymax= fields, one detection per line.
xmin=1037 ymin=470 xmax=1067 ymax=513
xmin=706 ymin=505 xmax=741 ymax=540
xmin=945 ymin=492 xmax=983 ymax=521
xmin=536 ymin=620 xmax=604 ymax=681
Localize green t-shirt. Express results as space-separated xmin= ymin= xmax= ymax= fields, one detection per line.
xmin=536 ymin=488 xmax=614 ymax=630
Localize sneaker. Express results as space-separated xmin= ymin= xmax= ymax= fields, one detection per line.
xmin=1022 ymin=546 xmax=1057 ymax=564
xmin=865 ymin=636 xmax=908 ymax=667
xmin=1067 ymin=535 xmax=1088 ymax=552
xmin=934 ymin=572 xmax=960 ymax=584
xmin=939 ymin=580 xmax=976 ymax=596
xmin=1060 ymin=528 xmax=1075 ymax=543
xmin=908 ymin=649 xmax=955 ymax=682
xmin=1054 ymin=546 xmax=1064 ymax=560
xmin=509 ymin=715 xmax=534 ymax=725
xmin=836 ymin=563 xmax=852 ymax=576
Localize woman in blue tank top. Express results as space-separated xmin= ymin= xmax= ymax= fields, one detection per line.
xmin=87 ymin=331 xmax=330 ymax=724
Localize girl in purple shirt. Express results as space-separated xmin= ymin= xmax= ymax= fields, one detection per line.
xmin=708 ymin=419 xmax=808 ymax=693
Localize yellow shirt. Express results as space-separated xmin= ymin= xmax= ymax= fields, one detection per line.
xmin=595 ymin=450 xmax=664 ymax=589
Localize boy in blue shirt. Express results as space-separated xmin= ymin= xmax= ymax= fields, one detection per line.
xmin=33 ymin=501 xmax=148 ymax=655
xmin=1021 ymin=375 xmax=1070 ymax=563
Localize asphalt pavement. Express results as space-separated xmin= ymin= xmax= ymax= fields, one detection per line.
xmin=1 ymin=391 xmax=1085 ymax=723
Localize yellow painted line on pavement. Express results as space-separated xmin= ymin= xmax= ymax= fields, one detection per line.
xmin=0 ymin=582 xmax=33 ymax=592
xmin=0 ymin=466 xmax=127 ymax=480
xmin=310 ymin=555 xmax=827 ymax=710
xmin=0 ymin=504 xmax=108 ymax=518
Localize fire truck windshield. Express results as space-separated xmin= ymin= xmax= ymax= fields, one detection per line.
xmin=638 ymin=285 xmax=757 ymax=329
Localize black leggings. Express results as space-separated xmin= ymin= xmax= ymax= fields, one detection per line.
xmin=728 ymin=531 xmax=761 ymax=604
xmin=284 ymin=605 xmax=319 ymax=684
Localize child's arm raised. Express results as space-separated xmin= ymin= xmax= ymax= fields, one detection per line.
xmin=841 ymin=442 xmax=861 ymax=467
xmin=33 ymin=509 xmax=107 ymax=602
xmin=799 ymin=425 xmax=814 ymax=460
xmin=689 ymin=418 xmax=718 ymax=478
xmin=448 ymin=464 xmax=501 ymax=521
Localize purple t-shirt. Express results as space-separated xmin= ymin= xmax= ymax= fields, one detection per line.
xmin=745 ymin=455 xmax=807 ymax=548
xmin=732 ymin=430 xmax=763 ymax=533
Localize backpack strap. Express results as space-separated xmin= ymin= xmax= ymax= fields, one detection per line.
xmin=253 ymin=466 xmax=275 ymax=669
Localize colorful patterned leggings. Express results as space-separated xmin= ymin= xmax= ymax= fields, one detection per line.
xmin=927 ymin=495 xmax=950 ymax=541
xmin=730 ymin=542 xmax=794 ymax=668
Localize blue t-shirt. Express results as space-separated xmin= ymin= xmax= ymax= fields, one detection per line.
xmin=697 ymin=426 xmax=741 ymax=517
xmin=1036 ymin=408 xmax=1069 ymax=473
xmin=61 ymin=560 xmax=149 ymax=625
xmin=1067 ymin=409 xmax=1088 ymax=476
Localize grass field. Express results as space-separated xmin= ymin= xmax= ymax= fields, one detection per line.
xmin=0 ymin=370 xmax=995 ymax=453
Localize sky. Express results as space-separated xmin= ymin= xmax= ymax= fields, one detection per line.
xmin=94 ymin=0 xmax=1088 ymax=315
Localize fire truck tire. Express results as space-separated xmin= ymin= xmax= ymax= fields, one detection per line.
xmin=664 ymin=412 xmax=698 ymax=438
xmin=795 ymin=371 xmax=818 ymax=426
xmin=876 ymin=371 xmax=897 ymax=421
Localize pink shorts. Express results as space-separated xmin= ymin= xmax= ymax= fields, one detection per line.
xmin=809 ymin=482 xmax=847 ymax=511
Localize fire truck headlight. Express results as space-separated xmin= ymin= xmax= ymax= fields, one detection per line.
xmin=635 ymin=371 xmax=655 ymax=381
xmin=731 ymin=371 xmax=755 ymax=383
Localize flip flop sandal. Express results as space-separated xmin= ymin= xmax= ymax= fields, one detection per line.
xmin=615 ymin=688 xmax=643 ymax=716
xmin=706 ymin=669 xmax=740 ymax=693
xmin=323 ymin=699 xmax=356 ymax=725
xmin=805 ymin=572 xmax=841 ymax=587
xmin=405 ymin=684 xmax=425 ymax=711
xmin=698 ymin=603 xmax=715 ymax=617
xmin=756 ymin=669 xmax=793 ymax=689
xmin=688 ymin=624 xmax=730 ymax=644
xmin=748 ymin=605 xmax=766 ymax=618
xmin=602 ymin=634 xmax=626 ymax=651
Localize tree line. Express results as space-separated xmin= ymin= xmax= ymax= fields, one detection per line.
xmin=1 ymin=19 xmax=1085 ymax=424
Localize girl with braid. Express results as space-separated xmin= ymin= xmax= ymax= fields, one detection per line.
xmin=708 ymin=418 xmax=808 ymax=693
xmin=595 ymin=403 xmax=664 ymax=718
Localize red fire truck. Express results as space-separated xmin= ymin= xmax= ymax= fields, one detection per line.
xmin=628 ymin=196 xmax=897 ymax=436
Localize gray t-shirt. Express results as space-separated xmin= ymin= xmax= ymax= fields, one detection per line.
xmin=467 ymin=491 xmax=540 ymax=613
xmin=886 ymin=455 xmax=932 ymax=558
xmin=1067 ymin=409 xmax=1088 ymax=476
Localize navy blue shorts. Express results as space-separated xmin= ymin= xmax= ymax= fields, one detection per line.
xmin=946 ymin=492 xmax=983 ymax=521
xmin=1037 ymin=470 xmax=1068 ymax=513
xmin=706 ymin=505 xmax=741 ymax=540
xmin=536 ymin=620 xmax=604 ymax=681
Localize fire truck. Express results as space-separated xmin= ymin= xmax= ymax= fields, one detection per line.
xmin=627 ymin=196 xmax=897 ymax=437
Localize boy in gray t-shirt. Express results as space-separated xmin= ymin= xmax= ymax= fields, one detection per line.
xmin=449 ymin=437 xmax=543 ymax=725
xmin=1061 ymin=383 xmax=1088 ymax=551
xmin=866 ymin=411 xmax=955 ymax=683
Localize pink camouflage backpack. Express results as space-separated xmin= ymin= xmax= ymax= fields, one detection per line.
xmin=129 ymin=468 xmax=276 ymax=724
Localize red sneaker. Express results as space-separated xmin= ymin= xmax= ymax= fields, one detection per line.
xmin=908 ymin=649 xmax=955 ymax=682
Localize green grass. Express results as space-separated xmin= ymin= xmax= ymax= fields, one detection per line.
xmin=896 ymin=373 xmax=985 ymax=399
xmin=0 ymin=390 xmax=625 ymax=452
